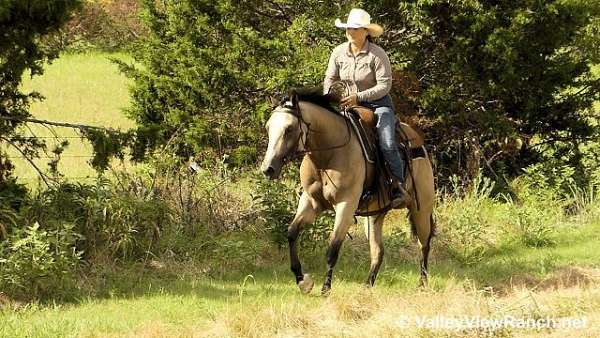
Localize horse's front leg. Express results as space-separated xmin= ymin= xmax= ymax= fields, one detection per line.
xmin=322 ymin=199 xmax=359 ymax=295
xmin=289 ymin=192 xmax=320 ymax=294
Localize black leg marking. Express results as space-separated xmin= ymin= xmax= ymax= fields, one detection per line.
xmin=288 ymin=227 xmax=303 ymax=284
xmin=419 ymin=221 xmax=433 ymax=287
xmin=366 ymin=247 xmax=384 ymax=287
xmin=322 ymin=239 xmax=343 ymax=294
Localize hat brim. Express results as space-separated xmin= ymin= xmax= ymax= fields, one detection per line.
xmin=334 ymin=19 xmax=383 ymax=37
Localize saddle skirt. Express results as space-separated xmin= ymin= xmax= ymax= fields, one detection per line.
xmin=342 ymin=105 xmax=428 ymax=216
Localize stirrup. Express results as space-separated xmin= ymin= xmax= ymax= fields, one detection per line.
xmin=390 ymin=184 xmax=408 ymax=208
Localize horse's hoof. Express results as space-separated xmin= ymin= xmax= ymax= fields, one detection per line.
xmin=321 ymin=285 xmax=331 ymax=296
xmin=298 ymin=274 xmax=314 ymax=294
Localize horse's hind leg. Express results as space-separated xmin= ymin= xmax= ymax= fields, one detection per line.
xmin=364 ymin=213 xmax=386 ymax=287
xmin=406 ymin=157 xmax=435 ymax=287
xmin=408 ymin=209 xmax=434 ymax=287
xmin=289 ymin=192 xmax=320 ymax=294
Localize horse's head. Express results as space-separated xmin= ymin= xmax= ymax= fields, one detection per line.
xmin=260 ymin=92 xmax=305 ymax=180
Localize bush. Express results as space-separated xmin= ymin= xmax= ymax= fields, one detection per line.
xmin=437 ymin=175 xmax=498 ymax=265
xmin=114 ymin=0 xmax=600 ymax=188
xmin=0 ymin=222 xmax=82 ymax=301
xmin=513 ymin=206 xmax=557 ymax=248
xmin=253 ymin=176 xmax=297 ymax=246
xmin=505 ymin=176 xmax=563 ymax=248
xmin=252 ymin=168 xmax=332 ymax=249
xmin=22 ymin=177 xmax=173 ymax=260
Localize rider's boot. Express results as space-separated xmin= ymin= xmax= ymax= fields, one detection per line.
xmin=382 ymin=147 xmax=409 ymax=208
xmin=390 ymin=179 xmax=409 ymax=208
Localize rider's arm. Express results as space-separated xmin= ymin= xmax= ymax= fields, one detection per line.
xmin=323 ymin=51 xmax=340 ymax=95
xmin=356 ymin=49 xmax=392 ymax=102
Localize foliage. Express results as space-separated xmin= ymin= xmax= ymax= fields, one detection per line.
xmin=505 ymin=173 xmax=565 ymax=247
xmin=0 ymin=222 xmax=82 ymax=301
xmin=45 ymin=0 xmax=146 ymax=52
xmin=83 ymin=128 xmax=135 ymax=172
xmin=23 ymin=177 xmax=172 ymax=260
xmin=437 ymin=175 xmax=497 ymax=265
xmin=512 ymin=205 xmax=558 ymax=248
xmin=253 ymin=176 xmax=297 ymax=246
xmin=253 ymin=167 xmax=333 ymax=249
xmin=436 ymin=171 xmax=570 ymax=265
xmin=117 ymin=0 xmax=344 ymax=164
xmin=115 ymin=0 xmax=600 ymax=189
xmin=366 ymin=0 xmax=600 ymax=185
xmin=0 ymin=0 xmax=81 ymax=182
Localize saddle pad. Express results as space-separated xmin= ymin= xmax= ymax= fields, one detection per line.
xmin=344 ymin=109 xmax=376 ymax=163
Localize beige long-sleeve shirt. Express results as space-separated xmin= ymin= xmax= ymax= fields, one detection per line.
xmin=323 ymin=41 xmax=392 ymax=102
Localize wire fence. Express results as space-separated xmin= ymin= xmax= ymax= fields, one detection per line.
xmin=2 ymin=131 xmax=131 ymax=181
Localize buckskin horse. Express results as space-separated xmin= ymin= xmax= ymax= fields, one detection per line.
xmin=260 ymin=90 xmax=435 ymax=295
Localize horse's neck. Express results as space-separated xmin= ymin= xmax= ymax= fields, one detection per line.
xmin=299 ymin=101 xmax=350 ymax=165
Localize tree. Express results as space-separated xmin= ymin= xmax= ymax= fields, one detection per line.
xmin=0 ymin=0 xmax=82 ymax=194
xmin=123 ymin=0 xmax=600 ymax=185
xmin=365 ymin=0 xmax=600 ymax=184
xmin=118 ymin=0 xmax=350 ymax=167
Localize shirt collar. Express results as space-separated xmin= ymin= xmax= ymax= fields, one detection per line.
xmin=345 ymin=41 xmax=370 ymax=57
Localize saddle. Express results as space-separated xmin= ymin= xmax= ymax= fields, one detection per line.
xmin=342 ymin=106 xmax=428 ymax=216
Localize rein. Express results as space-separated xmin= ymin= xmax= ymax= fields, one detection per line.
xmin=275 ymin=101 xmax=353 ymax=160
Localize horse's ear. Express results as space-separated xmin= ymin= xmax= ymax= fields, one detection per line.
xmin=269 ymin=96 xmax=279 ymax=108
xmin=289 ymin=90 xmax=299 ymax=108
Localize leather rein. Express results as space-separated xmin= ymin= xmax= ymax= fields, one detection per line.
xmin=274 ymin=101 xmax=353 ymax=161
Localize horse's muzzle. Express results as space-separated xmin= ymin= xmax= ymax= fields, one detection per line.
xmin=260 ymin=158 xmax=282 ymax=180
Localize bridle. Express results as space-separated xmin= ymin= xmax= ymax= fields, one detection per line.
xmin=272 ymin=99 xmax=353 ymax=161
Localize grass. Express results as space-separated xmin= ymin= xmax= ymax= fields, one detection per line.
xmin=1 ymin=216 xmax=599 ymax=337
xmin=9 ymin=52 xmax=134 ymax=184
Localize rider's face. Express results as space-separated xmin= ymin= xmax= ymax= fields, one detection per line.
xmin=346 ymin=28 xmax=368 ymax=46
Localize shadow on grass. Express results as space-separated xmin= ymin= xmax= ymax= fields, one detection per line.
xmin=30 ymin=221 xmax=600 ymax=307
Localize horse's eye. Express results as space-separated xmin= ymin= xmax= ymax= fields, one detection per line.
xmin=285 ymin=126 xmax=293 ymax=134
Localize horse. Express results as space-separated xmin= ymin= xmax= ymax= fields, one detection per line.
xmin=260 ymin=90 xmax=435 ymax=295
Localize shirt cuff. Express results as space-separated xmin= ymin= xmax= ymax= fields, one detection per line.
xmin=356 ymin=91 xmax=368 ymax=102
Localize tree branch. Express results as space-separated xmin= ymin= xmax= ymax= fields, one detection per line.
xmin=0 ymin=115 xmax=116 ymax=132
xmin=0 ymin=136 xmax=50 ymax=187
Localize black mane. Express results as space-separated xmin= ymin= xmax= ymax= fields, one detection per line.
xmin=286 ymin=86 xmax=339 ymax=113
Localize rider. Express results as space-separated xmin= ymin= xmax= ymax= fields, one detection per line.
xmin=323 ymin=8 xmax=407 ymax=206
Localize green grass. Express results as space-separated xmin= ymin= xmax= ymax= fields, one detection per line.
xmin=9 ymin=52 xmax=134 ymax=184
xmin=1 ymin=218 xmax=599 ymax=337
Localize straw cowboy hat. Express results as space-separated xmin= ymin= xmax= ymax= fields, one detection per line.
xmin=334 ymin=8 xmax=384 ymax=37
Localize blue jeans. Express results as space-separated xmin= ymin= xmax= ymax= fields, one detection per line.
xmin=362 ymin=95 xmax=405 ymax=183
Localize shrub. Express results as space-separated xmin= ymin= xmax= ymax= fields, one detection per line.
xmin=252 ymin=168 xmax=332 ymax=249
xmin=513 ymin=206 xmax=557 ymax=248
xmin=22 ymin=177 xmax=173 ymax=261
xmin=437 ymin=175 xmax=497 ymax=265
xmin=115 ymin=0 xmax=600 ymax=188
xmin=253 ymin=176 xmax=296 ymax=246
xmin=0 ymin=222 xmax=82 ymax=301
xmin=505 ymin=177 xmax=562 ymax=248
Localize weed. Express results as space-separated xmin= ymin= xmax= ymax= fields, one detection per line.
xmin=437 ymin=175 xmax=497 ymax=265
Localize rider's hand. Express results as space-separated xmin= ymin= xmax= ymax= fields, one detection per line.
xmin=341 ymin=94 xmax=358 ymax=108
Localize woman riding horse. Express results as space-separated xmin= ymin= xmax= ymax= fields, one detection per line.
xmin=260 ymin=9 xmax=435 ymax=295
xmin=324 ymin=8 xmax=407 ymax=207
